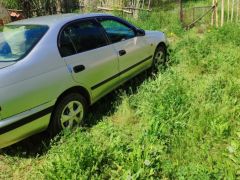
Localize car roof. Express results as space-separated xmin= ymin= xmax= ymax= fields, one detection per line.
xmin=9 ymin=13 xmax=113 ymax=27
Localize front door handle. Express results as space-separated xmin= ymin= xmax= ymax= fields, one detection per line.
xmin=73 ymin=65 xmax=85 ymax=73
xmin=119 ymin=50 xmax=126 ymax=56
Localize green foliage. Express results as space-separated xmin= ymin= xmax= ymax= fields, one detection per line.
xmin=126 ymin=10 xmax=184 ymax=36
xmin=35 ymin=23 xmax=240 ymax=179
xmin=1 ymin=0 xmax=20 ymax=9
xmin=1 ymin=6 xmax=240 ymax=180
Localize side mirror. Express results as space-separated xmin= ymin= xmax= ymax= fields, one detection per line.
xmin=136 ymin=28 xmax=145 ymax=36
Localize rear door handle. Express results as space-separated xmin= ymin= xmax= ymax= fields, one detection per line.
xmin=119 ymin=50 xmax=126 ymax=56
xmin=73 ymin=65 xmax=85 ymax=73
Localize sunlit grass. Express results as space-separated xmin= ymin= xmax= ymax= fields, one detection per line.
xmin=1 ymin=5 xmax=240 ymax=180
xmin=36 ymin=23 xmax=240 ymax=179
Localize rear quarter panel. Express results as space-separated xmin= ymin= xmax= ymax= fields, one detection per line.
xmin=0 ymin=25 xmax=79 ymax=120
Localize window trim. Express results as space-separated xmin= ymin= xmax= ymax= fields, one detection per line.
xmin=57 ymin=18 xmax=110 ymax=58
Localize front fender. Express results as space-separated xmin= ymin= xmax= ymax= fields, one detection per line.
xmin=145 ymin=30 xmax=168 ymax=52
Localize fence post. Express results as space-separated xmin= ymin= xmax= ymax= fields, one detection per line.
xmin=192 ymin=7 xmax=195 ymax=22
xmin=231 ymin=0 xmax=235 ymax=22
xmin=148 ymin=0 xmax=151 ymax=9
xmin=221 ymin=0 xmax=224 ymax=26
xmin=216 ymin=0 xmax=219 ymax=26
xmin=228 ymin=0 xmax=230 ymax=21
xmin=237 ymin=0 xmax=239 ymax=21
xmin=212 ymin=0 xmax=216 ymax=26
xmin=142 ymin=0 xmax=145 ymax=9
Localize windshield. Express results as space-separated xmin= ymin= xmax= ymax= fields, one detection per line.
xmin=0 ymin=25 xmax=48 ymax=62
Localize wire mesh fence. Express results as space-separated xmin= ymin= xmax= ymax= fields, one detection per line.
xmin=182 ymin=5 xmax=213 ymax=27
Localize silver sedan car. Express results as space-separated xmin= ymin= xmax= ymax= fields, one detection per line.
xmin=0 ymin=13 xmax=168 ymax=148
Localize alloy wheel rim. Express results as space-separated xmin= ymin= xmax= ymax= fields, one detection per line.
xmin=155 ymin=50 xmax=165 ymax=67
xmin=60 ymin=101 xmax=84 ymax=129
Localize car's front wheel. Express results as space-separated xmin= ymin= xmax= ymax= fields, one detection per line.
xmin=152 ymin=45 xmax=167 ymax=71
xmin=49 ymin=93 xmax=87 ymax=136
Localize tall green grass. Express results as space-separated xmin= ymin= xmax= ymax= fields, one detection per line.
xmin=27 ymin=25 xmax=240 ymax=180
xmin=1 ymin=8 xmax=240 ymax=180
xmin=39 ymin=23 xmax=240 ymax=179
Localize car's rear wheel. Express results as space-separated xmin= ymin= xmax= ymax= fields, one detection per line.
xmin=152 ymin=45 xmax=167 ymax=71
xmin=49 ymin=93 xmax=87 ymax=136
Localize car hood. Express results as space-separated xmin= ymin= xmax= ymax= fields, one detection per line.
xmin=145 ymin=30 xmax=168 ymax=46
xmin=145 ymin=30 xmax=162 ymax=34
xmin=0 ymin=62 xmax=16 ymax=69
xmin=145 ymin=30 xmax=166 ymax=39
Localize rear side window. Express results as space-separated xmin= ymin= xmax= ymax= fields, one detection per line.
xmin=99 ymin=19 xmax=136 ymax=43
xmin=0 ymin=25 xmax=48 ymax=62
xmin=59 ymin=20 xmax=108 ymax=57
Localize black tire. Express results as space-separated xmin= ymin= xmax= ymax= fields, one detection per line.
xmin=152 ymin=45 xmax=167 ymax=71
xmin=49 ymin=93 xmax=87 ymax=137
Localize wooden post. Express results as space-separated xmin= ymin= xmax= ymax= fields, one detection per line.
xmin=228 ymin=0 xmax=230 ymax=21
xmin=193 ymin=7 xmax=195 ymax=22
xmin=179 ymin=0 xmax=183 ymax=24
xmin=212 ymin=0 xmax=216 ymax=26
xmin=142 ymin=0 xmax=145 ymax=9
xmin=221 ymin=0 xmax=225 ymax=26
xmin=133 ymin=0 xmax=140 ymax=19
xmin=216 ymin=0 xmax=219 ymax=26
xmin=148 ymin=0 xmax=151 ymax=10
xmin=231 ymin=0 xmax=235 ymax=22
xmin=237 ymin=0 xmax=239 ymax=21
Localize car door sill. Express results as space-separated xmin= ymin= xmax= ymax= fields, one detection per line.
xmin=91 ymin=55 xmax=153 ymax=90
xmin=0 ymin=106 xmax=53 ymax=135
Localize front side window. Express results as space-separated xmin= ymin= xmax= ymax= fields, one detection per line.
xmin=0 ymin=25 xmax=48 ymax=62
xmin=59 ymin=20 xmax=108 ymax=57
xmin=99 ymin=19 xmax=135 ymax=43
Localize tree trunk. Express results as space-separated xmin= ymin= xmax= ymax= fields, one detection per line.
xmin=22 ymin=0 xmax=32 ymax=18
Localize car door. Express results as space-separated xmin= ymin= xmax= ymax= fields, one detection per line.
xmin=59 ymin=19 xmax=119 ymax=101
xmin=97 ymin=17 xmax=152 ymax=81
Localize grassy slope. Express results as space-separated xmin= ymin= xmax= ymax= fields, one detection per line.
xmin=1 ymin=7 xmax=240 ymax=179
